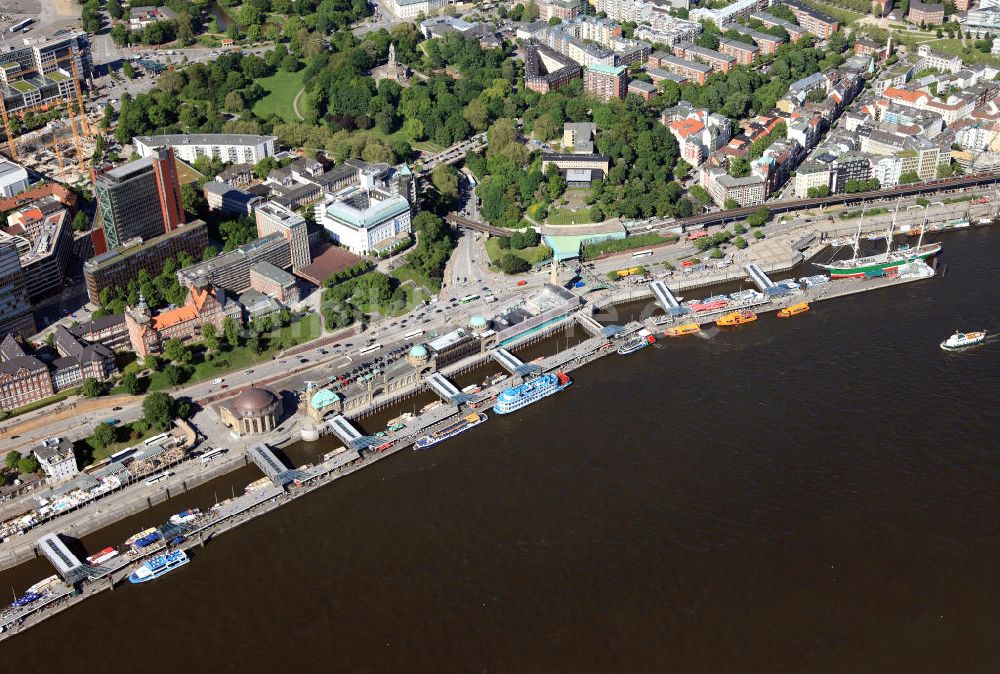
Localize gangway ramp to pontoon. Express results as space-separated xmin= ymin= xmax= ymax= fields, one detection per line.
xmin=650 ymin=280 xmax=688 ymax=316
xmin=745 ymin=263 xmax=776 ymax=292
xmin=247 ymin=444 xmax=305 ymax=486
xmin=36 ymin=533 xmax=88 ymax=584
xmin=328 ymin=416 xmax=382 ymax=451
xmin=574 ymin=313 xmax=606 ymax=337
xmin=491 ymin=348 xmax=541 ymax=377
xmin=425 ymin=372 xmax=473 ymax=405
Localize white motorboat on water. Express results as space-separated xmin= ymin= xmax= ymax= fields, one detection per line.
xmin=940 ymin=331 xmax=986 ymax=351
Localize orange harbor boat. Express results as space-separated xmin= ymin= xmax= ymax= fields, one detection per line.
xmin=664 ymin=323 xmax=700 ymax=337
xmin=716 ymin=310 xmax=757 ymax=327
xmin=777 ymin=302 xmax=810 ymax=318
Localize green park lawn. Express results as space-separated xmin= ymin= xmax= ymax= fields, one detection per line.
xmin=923 ymin=39 xmax=1000 ymax=66
xmin=391 ymin=264 xmax=443 ymax=294
xmin=77 ymin=421 xmax=163 ymax=465
xmin=146 ymin=314 xmax=322 ymax=392
xmin=546 ymin=206 xmax=595 ymax=225
xmin=253 ymin=69 xmax=307 ymax=123
xmin=485 ymin=237 xmax=553 ymax=266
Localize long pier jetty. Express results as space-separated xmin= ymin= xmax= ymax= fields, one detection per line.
xmin=0 ymin=263 xmax=938 ymax=640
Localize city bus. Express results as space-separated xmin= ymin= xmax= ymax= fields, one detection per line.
xmin=403 ymin=329 xmax=424 ymax=340
xmin=631 ymin=250 xmax=653 ymax=259
xmin=359 ymin=343 xmax=383 ymax=356
xmin=460 ymin=294 xmax=480 ymax=304
xmin=144 ymin=472 xmax=173 ymax=486
xmin=200 ymin=447 xmax=229 ymax=464
xmin=144 ymin=433 xmax=169 ymax=447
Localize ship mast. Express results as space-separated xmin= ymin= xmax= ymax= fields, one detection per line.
xmin=916 ymin=211 xmax=927 ymax=251
xmin=851 ymin=211 xmax=864 ymax=262
xmin=883 ymin=200 xmax=900 ymax=260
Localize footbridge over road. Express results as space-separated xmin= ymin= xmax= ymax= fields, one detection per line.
xmin=444 ymin=213 xmax=510 ymax=236
xmin=418 ymin=133 xmax=487 ymax=175
xmin=327 ymin=416 xmax=382 ymax=451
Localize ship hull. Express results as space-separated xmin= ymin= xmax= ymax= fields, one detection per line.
xmin=819 ymin=245 xmax=940 ymax=279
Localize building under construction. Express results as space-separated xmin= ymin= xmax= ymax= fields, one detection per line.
xmin=0 ymin=28 xmax=93 ymax=181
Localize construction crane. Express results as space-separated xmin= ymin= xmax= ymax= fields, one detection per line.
xmin=0 ymin=96 xmax=17 ymax=161
xmin=50 ymin=133 xmax=64 ymax=171
xmin=0 ymin=49 xmax=91 ymax=165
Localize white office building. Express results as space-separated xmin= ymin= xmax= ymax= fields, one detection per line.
xmin=315 ymin=174 xmax=412 ymax=255
xmin=387 ymin=0 xmax=447 ymax=19
xmin=133 ymin=134 xmax=277 ymax=165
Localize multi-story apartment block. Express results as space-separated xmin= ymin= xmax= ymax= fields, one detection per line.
xmin=793 ymin=159 xmax=833 ymax=197
xmin=0 ymin=29 xmax=91 ymax=114
xmin=690 ymin=0 xmax=770 ymax=26
xmin=908 ymin=0 xmax=944 ymax=25
xmin=255 ymin=201 xmax=310 ymax=271
xmin=584 ymin=63 xmax=628 ymax=101
xmin=93 ymin=148 xmax=185 ymax=254
xmin=717 ymin=37 xmax=760 ymax=65
xmin=633 ymin=20 xmax=701 ymax=48
xmin=723 ymin=24 xmax=784 ymax=54
xmin=784 ymin=1 xmax=840 ymax=39
xmin=750 ymin=12 xmax=811 ymax=41
xmin=649 ymin=53 xmax=711 ymax=84
xmin=33 ymin=439 xmax=79 ymax=484
xmin=702 ymin=168 xmax=767 ymax=207
xmin=676 ymin=43 xmax=737 ymax=73
xmin=663 ymin=102 xmax=732 ymax=166
xmin=387 ymin=0 xmax=446 ymax=19
xmin=134 ymin=134 xmax=277 ymax=165
xmin=203 ymin=181 xmax=262 ymax=216
xmin=524 ymin=41 xmax=582 ymax=93
xmin=627 ymin=79 xmax=657 ymax=100
xmin=916 ymin=44 xmax=962 ymax=74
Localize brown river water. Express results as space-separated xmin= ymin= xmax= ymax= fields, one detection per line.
xmin=2 ymin=227 xmax=998 ymax=673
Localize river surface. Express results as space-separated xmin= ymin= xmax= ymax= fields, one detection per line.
xmin=4 ymin=228 xmax=999 ymax=673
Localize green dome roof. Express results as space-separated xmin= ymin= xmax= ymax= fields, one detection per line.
xmin=409 ymin=344 xmax=428 ymax=358
xmin=310 ymin=389 xmax=340 ymax=410
xmin=469 ymin=316 xmax=487 ymax=328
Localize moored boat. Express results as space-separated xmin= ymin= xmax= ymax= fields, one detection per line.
xmin=414 ymin=412 xmax=488 ymax=449
xmin=27 ymin=575 xmax=62 ymax=595
xmin=10 ymin=592 xmax=43 ymax=608
xmin=128 ymin=550 xmax=190 ymax=584
xmin=940 ymin=330 xmax=986 ymax=350
xmin=617 ymin=329 xmax=655 ymax=355
xmin=691 ymin=299 xmax=728 ymax=312
xmin=777 ymin=302 xmax=810 ymax=318
xmin=169 ymin=509 xmax=201 ymax=526
xmin=716 ymin=310 xmax=757 ymax=327
xmin=492 ymin=372 xmax=572 ymax=415
xmin=125 ymin=527 xmax=157 ymax=546
xmin=86 ymin=546 xmax=119 ymax=565
xmin=132 ymin=531 xmax=162 ymax=549
xmin=664 ymin=323 xmax=700 ymax=337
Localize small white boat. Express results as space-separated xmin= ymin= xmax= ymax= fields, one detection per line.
xmin=940 ymin=330 xmax=986 ymax=351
